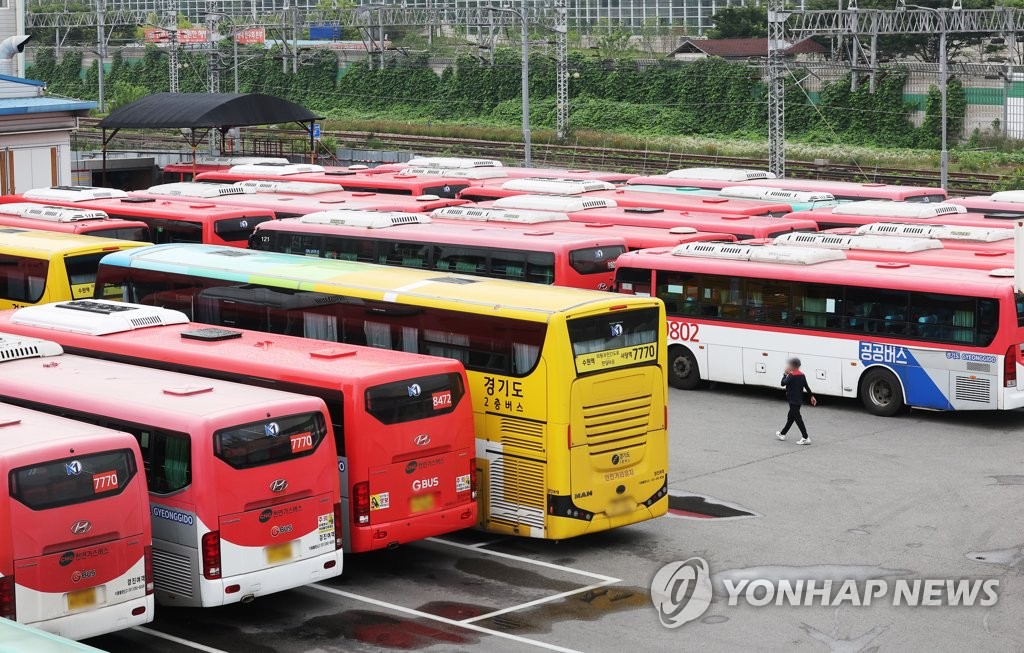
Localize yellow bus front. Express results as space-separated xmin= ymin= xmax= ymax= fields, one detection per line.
xmin=474 ymin=300 xmax=668 ymax=540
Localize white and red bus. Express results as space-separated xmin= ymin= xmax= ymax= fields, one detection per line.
xmin=132 ymin=181 xmax=467 ymax=217
xmin=0 ymin=299 xmax=478 ymax=554
xmin=0 ymin=204 xmax=151 ymax=242
xmin=769 ymin=232 xmax=1016 ymax=271
xmin=457 ymin=179 xmax=797 ymax=216
xmin=429 ymin=205 xmax=737 ymax=250
xmin=793 ymin=201 xmax=1014 ymax=232
xmin=614 ymin=240 xmax=1024 ymax=415
xmin=479 ymin=195 xmax=819 ymax=240
xmin=0 ymin=336 xmax=343 ymax=607
xmin=161 ymin=157 xmax=292 ymax=183
xmin=371 ymin=157 xmax=634 ymax=183
xmin=6 ymin=187 xmax=274 ymax=247
xmin=626 ymin=168 xmax=947 ymax=203
xmin=194 ymin=162 xmax=476 ymax=198
xmin=0 ymin=361 xmax=153 ymax=640
xmin=249 ymin=210 xmax=627 ymax=290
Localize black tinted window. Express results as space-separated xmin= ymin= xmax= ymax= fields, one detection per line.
xmin=365 ymin=373 xmax=465 ymax=425
xmin=215 ymin=216 xmax=274 ymax=243
xmin=215 ymin=412 xmax=327 ymax=470
xmin=10 ymin=449 xmax=137 ymax=510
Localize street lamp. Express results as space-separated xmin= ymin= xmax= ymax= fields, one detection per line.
xmin=908 ymin=4 xmax=952 ymax=191
xmin=483 ymin=3 xmax=531 ymax=167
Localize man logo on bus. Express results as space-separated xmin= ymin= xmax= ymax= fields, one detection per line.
xmin=269 ymin=478 xmax=288 ymax=493
xmin=70 ymin=520 xmax=92 ymax=535
xmin=408 ymin=384 xmax=422 ymax=398
xmin=611 ymin=323 xmax=624 ymax=338
xmin=66 ymin=460 xmax=82 ymax=476
xmin=265 ymin=422 xmax=280 ymax=437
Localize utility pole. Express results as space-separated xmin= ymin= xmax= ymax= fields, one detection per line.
xmin=166 ymin=6 xmax=180 ymax=93
xmin=519 ymin=0 xmax=531 ymax=166
xmin=95 ymin=0 xmax=105 ymax=111
xmin=207 ymin=12 xmax=220 ymax=93
xmin=767 ymin=0 xmax=787 ymax=177
xmin=555 ymin=0 xmax=569 ymax=140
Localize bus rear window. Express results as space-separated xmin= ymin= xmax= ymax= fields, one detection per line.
xmin=567 ymin=307 xmax=659 ymax=356
xmin=215 ymin=216 xmax=274 ymax=243
xmin=905 ymin=194 xmax=948 ymax=203
xmin=89 ymin=227 xmax=150 ymax=242
xmin=146 ymin=218 xmax=203 ymax=244
xmin=214 ymin=412 xmax=327 ymax=470
xmin=365 ymin=373 xmax=465 ymax=425
xmin=64 ymin=252 xmax=106 ymax=287
xmin=0 ymin=255 xmax=48 ymax=303
xmin=10 ymin=449 xmax=137 ymax=510
xmin=569 ymin=246 xmax=626 ymax=275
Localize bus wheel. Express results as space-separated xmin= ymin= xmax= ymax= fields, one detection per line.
xmin=860 ymin=368 xmax=904 ymax=417
xmin=668 ymin=346 xmax=701 ymax=390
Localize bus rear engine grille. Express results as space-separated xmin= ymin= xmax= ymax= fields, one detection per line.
xmin=152 ymin=548 xmax=194 ymax=597
xmin=581 ymin=395 xmax=652 ymax=450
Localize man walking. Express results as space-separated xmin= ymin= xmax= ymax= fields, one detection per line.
xmin=776 ymin=358 xmax=816 ymax=445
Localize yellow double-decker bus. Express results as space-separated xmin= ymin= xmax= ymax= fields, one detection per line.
xmin=0 ymin=228 xmax=147 ymax=310
xmin=93 ymin=244 xmax=669 ymax=539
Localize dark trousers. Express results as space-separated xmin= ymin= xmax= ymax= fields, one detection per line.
xmin=781 ymin=404 xmax=808 ymax=438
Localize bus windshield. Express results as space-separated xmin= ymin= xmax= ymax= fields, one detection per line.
xmin=65 ymin=252 xmax=107 ymax=287
xmin=10 ymin=449 xmax=137 ymax=510
xmin=214 ymin=411 xmax=327 ymax=469
xmin=365 ymin=373 xmax=465 ymax=425
xmin=567 ymin=307 xmax=660 ymax=359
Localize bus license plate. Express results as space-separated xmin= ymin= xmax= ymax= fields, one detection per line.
xmin=607 ymin=500 xmax=636 ymax=517
xmin=265 ymin=542 xmax=293 ymax=564
xmin=67 ymin=587 xmax=97 ymax=611
xmin=409 ymin=494 xmax=435 ymax=513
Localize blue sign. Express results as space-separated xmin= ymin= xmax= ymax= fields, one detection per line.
xmin=313 ymin=123 xmax=321 ymax=140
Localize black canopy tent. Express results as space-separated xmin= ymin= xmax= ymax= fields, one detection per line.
xmin=96 ymin=93 xmax=322 ymax=182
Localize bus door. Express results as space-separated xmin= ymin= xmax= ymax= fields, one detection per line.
xmin=10 ymin=449 xmax=149 ymax=626
xmin=359 ymin=374 xmax=473 ymax=538
xmin=212 ymin=413 xmax=338 ymax=580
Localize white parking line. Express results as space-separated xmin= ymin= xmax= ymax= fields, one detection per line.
xmin=426 ymin=537 xmax=622 ymax=584
xmin=307 ymin=584 xmax=584 ymax=653
xmin=133 ymin=626 xmax=230 ymax=653
xmin=460 ymin=579 xmax=619 ymax=624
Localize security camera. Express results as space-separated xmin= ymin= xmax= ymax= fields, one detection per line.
xmin=0 ymin=35 xmax=32 ymax=60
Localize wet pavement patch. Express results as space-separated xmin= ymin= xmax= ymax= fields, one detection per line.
xmin=667 ymin=493 xmax=757 ymax=519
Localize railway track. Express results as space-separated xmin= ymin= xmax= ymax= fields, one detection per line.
xmin=76 ymin=118 xmax=1008 ymax=196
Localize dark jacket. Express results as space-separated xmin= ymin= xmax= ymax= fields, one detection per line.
xmin=781 ymin=371 xmax=814 ymax=406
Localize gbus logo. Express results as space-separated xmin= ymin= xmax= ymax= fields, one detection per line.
xmin=71 ymin=569 xmax=97 ymax=583
xmin=650 ymin=557 xmax=713 ymax=628
xmin=412 ymin=477 xmax=438 ymax=492
xmin=271 ymin=524 xmax=293 ymax=537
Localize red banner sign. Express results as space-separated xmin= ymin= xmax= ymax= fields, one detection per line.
xmin=235 ymin=28 xmax=266 ymax=45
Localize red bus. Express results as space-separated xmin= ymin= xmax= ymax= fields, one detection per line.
xmin=131 ymin=181 xmax=467 ymax=217
xmin=430 ymin=205 xmax=737 ymax=250
xmin=0 ymin=203 xmax=151 ymax=242
xmin=479 ymin=196 xmax=819 ymax=240
xmin=194 ymin=162 xmax=477 ymax=198
xmin=949 ymin=193 xmax=1024 ymax=220
xmin=828 ymin=222 xmax=1016 ymax=254
xmin=627 ymin=169 xmax=947 ymax=203
xmin=0 ymin=299 xmax=478 ymax=554
xmin=794 ymin=201 xmax=1013 ymax=231
xmin=0 ymin=363 xmax=153 ymax=640
xmin=371 ymin=157 xmax=633 ymax=183
xmin=0 ymin=332 xmax=343 ymax=607
xmin=9 ymin=187 xmax=274 ymax=247
xmin=161 ymin=157 xmax=292 ymax=183
xmin=769 ymin=232 xmax=1016 ymax=271
xmin=248 ymin=210 xmax=627 ymax=290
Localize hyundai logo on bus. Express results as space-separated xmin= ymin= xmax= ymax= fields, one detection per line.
xmin=413 ymin=433 xmax=431 ymax=447
xmin=269 ymin=478 xmax=288 ymax=493
xmin=70 ymin=520 xmax=92 ymax=535
xmin=408 ymin=383 xmax=422 ymax=397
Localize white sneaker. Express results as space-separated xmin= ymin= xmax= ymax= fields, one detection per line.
xmin=776 ymin=431 xmax=786 ymax=441
xmin=796 ymin=438 xmax=810 ymax=446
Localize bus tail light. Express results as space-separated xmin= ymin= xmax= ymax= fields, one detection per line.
xmin=353 ymin=482 xmax=370 ymax=526
xmin=201 ymin=531 xmax=222 ymax=580
xmin=0 ymin=575 xmax=14 ymax=620
xmin=470 ymin=461 xmax=477 ymax=501
xmin=144 ymin=545 xmax=154 ymax=594
xmin=1005 ymin=346 xmax=1018 ymax=387
xmin=333 ymin=502 xmax=343 ymax=549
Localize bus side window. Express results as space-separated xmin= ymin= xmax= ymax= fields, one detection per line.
xmin=323 ymin=235 xmax=373 ymax=262
xmin=616 ymin=268 xmax=652 ymax=297
xmin=0 ymin=256 xmax=48 ymax=304
xmin=491 ymin=251 xmax=528 ymax=281
xmin=655 ymin=271 xmax=697 ymax=315
xmin=130 ymin=427 xmax=191 ymax=494
xmin=701 ymin=275 xmax=742 ymax=319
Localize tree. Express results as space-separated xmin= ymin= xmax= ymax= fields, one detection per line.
xmin=707 ymin=5 xmax=769 ymax=39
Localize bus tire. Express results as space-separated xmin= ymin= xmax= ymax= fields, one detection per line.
xmin=668 ymin=346 xmax=701 ymax=390
xmin=859 ymin=368 xmax=905 ymax=417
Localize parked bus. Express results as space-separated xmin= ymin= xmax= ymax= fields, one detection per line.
xmin=194 ymin=163 xmax=476 ymax=198
xmin=0 ymin=229 xmax=145 ymax=310
xmin=249 ymin=210 xmax=627 ymax=290
xmin=458 ymin=179 xmax=797 ymax=216
xmin=132 ymin=181 xmax=468 ymax=218
xmin=93 ymin=245 xmax=670 ymax=540
xmin=0 ymin=300 xmax=478 ymax=554
xmin=949 ymin=194 xmax=1024 ymax=220
xmin=626 ymin=169 xmax=947 ymax=203
xmin=625 ymin=185 xmax=839 ymax=212
xmin=479 ymin=195 xmax=819 ymax=240
xmin=429 ymin=205 xmax=738 ymax=250
xmin=769 ymin=232 xmax=1016 ymax=271
xmin=830 ymin=222 xmax=1016 ymax=254
xmin=614 ymin=241 xmax=1024 ymax=415
xmin=371 ymin=157 xmax=634 ymax=183
xmin=161 ymin=157 xmax=292 ymax=183
xmin=0 ymin=341 xmax=343 ymax=607
xmin=794 ymin=201 xmax=1011 ymax=231
xmin=0 ymin=204 xmax=151 ymax=242
xmin=10 ymin=187 xmax=275 ymax=247
xmin=0 ymin=366 xmax=152 ymax=640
